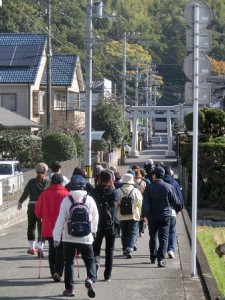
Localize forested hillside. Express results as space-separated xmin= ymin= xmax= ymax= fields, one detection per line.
xmin=0 ymin=0 xmax=224 ymax=106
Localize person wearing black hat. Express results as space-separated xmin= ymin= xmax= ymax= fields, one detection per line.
xmin=71 ymin=167 xmax=94 ymax=193
xmin=53 ymin=175 xmax=99 ymax=298
xmin=35 ymin=174 xmax=70 ymax=281
xmin=142 ymin=166 xmax=182 ymax=267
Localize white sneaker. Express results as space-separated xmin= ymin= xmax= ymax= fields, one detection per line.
xmin=168 ymin=251 xmax=175 ymax=259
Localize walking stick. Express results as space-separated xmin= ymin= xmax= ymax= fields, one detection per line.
xmin=38 ymin=231 xmax=43 ymax=279
xmin=75 ymin=248 xmax=80 ymax=278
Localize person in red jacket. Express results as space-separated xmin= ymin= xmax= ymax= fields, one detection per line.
xmin=35 ymin=174 xmax=70 ymax=282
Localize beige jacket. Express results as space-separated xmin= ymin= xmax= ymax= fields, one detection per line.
xmin=116 ymin=184 xmax=142 ymax=221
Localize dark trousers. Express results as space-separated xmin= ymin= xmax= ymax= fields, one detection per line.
xmin=46 ymin=237 xmax=64 ymax=276
xmin=63 ymin=242 xmax=96 ymax=290
xmin=148 ymin=217 xmax=171 ymax=262
xmin=27 ymin=204 xmax=42 ymax=242
xmin=93 ymin=228 xmax=116 ymax=279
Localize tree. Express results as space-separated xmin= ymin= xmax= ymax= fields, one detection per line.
xmin=42 ymin=132 xmax=77 ymax=166
xmin=184 ymin=108 xmax=225 ymax=138
xmin=92 ymin=99 xmax=129 ymax=148
xmin=0 ymin=132 xmax=42 ymax=167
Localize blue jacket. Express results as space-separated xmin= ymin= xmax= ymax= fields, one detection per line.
xmin=163 ymin=175 xmax=184 ymax=208
xmin=142 ymin=179 xmax=182 ymax=220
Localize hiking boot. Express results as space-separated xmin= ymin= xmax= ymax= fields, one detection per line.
xmin=168 ymin=251 xmax=175 ymax=259
xmin=158 ymin=260 xmax=166 ymax=268
xmin=62 ymin=289 xmax=75 ymax=297
xmin=27 ymin=248 xmax=35 ymax=255
xmin=122 ymin=250 xmax=127 ymax=256
xmin=150 ymin=259 xmax=156 ymax=264
xmin=52 ymin=272 xmax=61 ymax=282
xmin=104 ymin=276 xmax=111 ymax=282
xmin=85 ymin=278 xmax=96 ymax=298
xmin=37 ymin=248 xmax=44 ymax=258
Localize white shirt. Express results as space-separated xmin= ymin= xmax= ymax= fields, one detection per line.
xmin=47 ymin=172 xmax=69 ymax=186
xmin=53 ymin=190 xmax=99 ymax=244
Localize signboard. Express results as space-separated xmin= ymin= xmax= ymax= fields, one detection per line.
xmin=186 ymin=29 xmax=212 ymax=52
xmin=183 ymin=52 xmax=211 ymax=82
xmin=185 ymin=82 xmax=211 ymax=104
xmin=184 ymin=0 xmax=211 ymax=29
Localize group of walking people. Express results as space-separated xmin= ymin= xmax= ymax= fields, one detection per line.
xmin=17 ymin=159 xmax=184 ymax=298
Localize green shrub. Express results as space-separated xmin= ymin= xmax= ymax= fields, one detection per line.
xmin=0 ymin=132 xmax=42 ymax=167
xmin=42 ymin=132 xmax=77 ymax=166
xmin=92 ymin=139 xmax=108 ymax=153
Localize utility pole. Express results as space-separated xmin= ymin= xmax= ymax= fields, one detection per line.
xmin=84 ymin=0 xmax=93 ymax=182
xmin=135 ymin=58 xmax=139 ymax=106
xmin=46 ymin=0 xmax=52 ymax=128
xmin=122 ymin=32 xmax=127 ymax=109
xmin=84 ymin=1 xmax=102 ymax=182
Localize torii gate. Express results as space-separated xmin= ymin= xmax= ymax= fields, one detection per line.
xmin=126 ymin=104 xmax=183 ymax=158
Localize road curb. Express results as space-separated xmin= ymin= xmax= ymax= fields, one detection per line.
xmin=181 ymin=209 xmax=222 ymax=300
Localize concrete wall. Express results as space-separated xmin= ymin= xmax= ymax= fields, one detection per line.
xmin=0 ymin=157 xmax=81 ymax=230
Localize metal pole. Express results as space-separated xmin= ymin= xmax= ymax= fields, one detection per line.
xmin=122 ymin=32 xmax=127 ymax=108
xmin=145 ymin=65 xmax=149 ymax=142
xmin=46 ymin=0 xmax=52 ymax=128
xmin=84 ymin=0 xmax=93 ymax=182
xmin=191 ymin=3 xmax=199 ymax=277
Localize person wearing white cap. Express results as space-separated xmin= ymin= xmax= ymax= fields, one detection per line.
xmin=116 ymin=173 xmax=142 ymax=259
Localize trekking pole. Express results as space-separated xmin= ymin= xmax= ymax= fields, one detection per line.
xmin=38 ymin=231 xmax=43 ymax=279
xmin=75 ymin=248 xmax=80 ymax=278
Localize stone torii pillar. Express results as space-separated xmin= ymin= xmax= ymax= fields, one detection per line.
xmin=165 ymin=110 xmax=175 ymax=157
xmin=128 ymin=110 xmax=139 ymax=157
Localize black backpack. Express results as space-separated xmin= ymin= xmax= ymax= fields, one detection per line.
xmin=67 ymin=195 xmax=91 ymax=237
xmin=120 ymin=188 xmax=134 ymax=215
xmin=99 ymin=198 xmax=113 ymax=229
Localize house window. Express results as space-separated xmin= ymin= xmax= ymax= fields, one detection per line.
xmin=69 ymin=92 xmax=79 ymax=109
xmin=39 ymin=93 xmax=44 ymax=112
xmin=0 ymin=94 xmax=16 ymax=111
xmin=54 ymin=91 xmax=66 ymax=110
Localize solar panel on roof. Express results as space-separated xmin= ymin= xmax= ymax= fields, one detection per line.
xmin=0 ymin=45 xmax=40 ymax=67
xmin=0 ymin=45 xmax=15 ymax=66
xmin=13 ymin=45 xmax=40 ymax=66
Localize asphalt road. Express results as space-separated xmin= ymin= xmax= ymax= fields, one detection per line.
xmin=0 ymin=142 xmax=207 ymax=300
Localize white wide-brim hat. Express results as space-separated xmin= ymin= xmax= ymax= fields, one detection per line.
xmin=121 ymin=173 xmax=135 ymax=185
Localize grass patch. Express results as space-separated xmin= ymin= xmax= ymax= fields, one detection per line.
xmin=197 ymin=226 xmax=225 ymax=297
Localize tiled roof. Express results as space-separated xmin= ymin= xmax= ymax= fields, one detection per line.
xmin=0 ymin=33 xmax=46 ymax=84
xmin=0 ymin=107 xmax=41 ymax=128
xmin=41 ymin=54 xmax=78 ymax=86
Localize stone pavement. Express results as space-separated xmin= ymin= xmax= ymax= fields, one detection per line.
xmin=0 ymin=141 xmax=213 ymax=300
